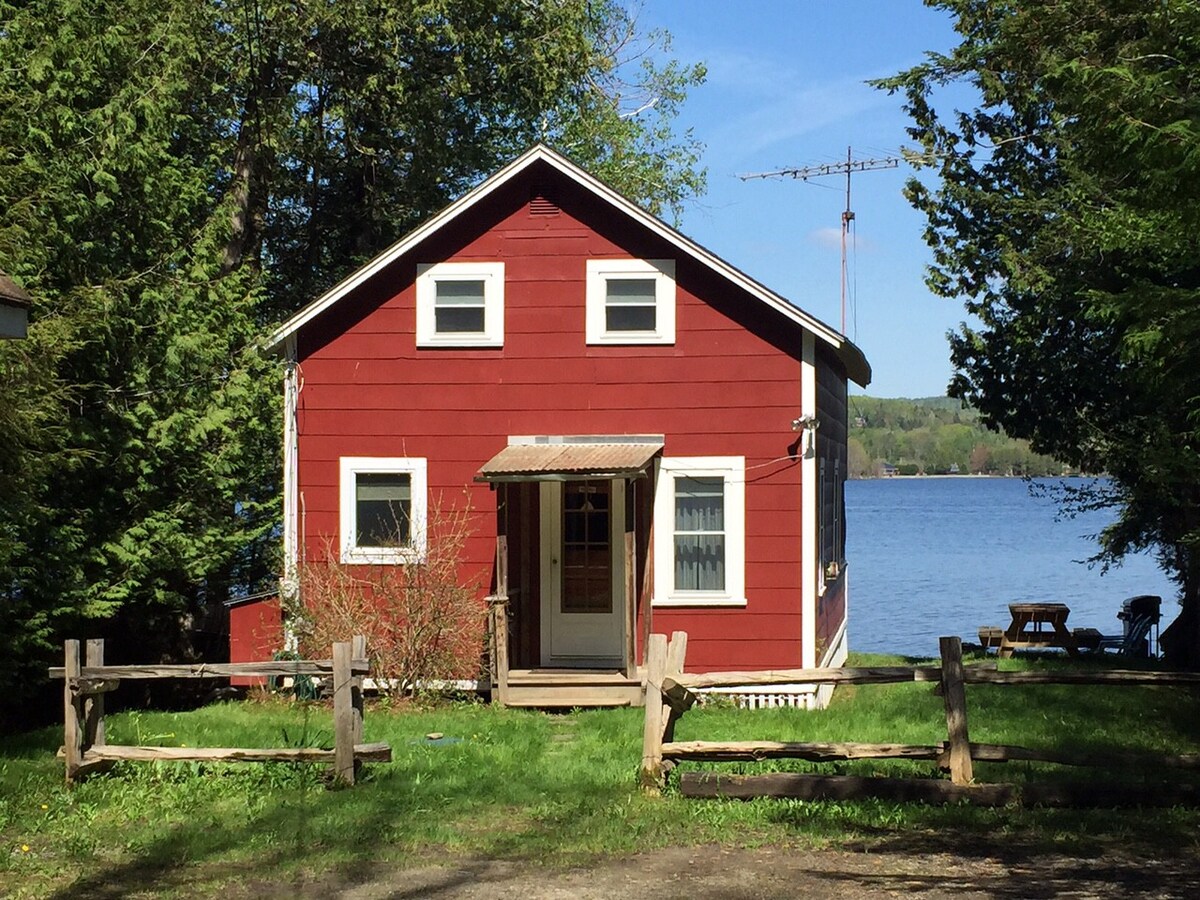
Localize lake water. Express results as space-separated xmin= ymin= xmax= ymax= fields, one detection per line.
xmin=845 ymin=477 xmax=1177 ymax=657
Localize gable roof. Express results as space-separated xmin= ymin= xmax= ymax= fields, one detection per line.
xmin=0 ymin=271 xmax=31 ymax=308
xmin=268 ymin=144 xmax=870 ymax=386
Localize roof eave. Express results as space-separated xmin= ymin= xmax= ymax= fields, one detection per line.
xmin=266 ymin=145 xmax=552 ymax=353
xmin=839 ymin=342 xmax=872 ymax=388
xmin=267 ymin=143 xmax=872 ymax=383
xmin=0 ymin=272 xmax=32 ymax=308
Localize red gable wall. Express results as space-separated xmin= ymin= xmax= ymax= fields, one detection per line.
xmin=294 ymin=162 xmax=810 ymax=672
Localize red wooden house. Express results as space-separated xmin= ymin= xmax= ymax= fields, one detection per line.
xmin=268 ymin=145 xmax=870 ymax=708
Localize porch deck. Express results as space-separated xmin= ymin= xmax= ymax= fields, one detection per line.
xmin=502 ymin=668 xmax=644 ymax=708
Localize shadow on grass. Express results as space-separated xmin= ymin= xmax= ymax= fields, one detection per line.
xmin=39 ymin=764 xmax=563 ymax=899
xmin=30 ymin=705 xmax=649 ymax=899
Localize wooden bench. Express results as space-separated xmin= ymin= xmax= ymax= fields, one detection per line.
xmin=978 ymin=626 xmax=1004 ymax=649
xmin=980 ymin=623 xmax=1098 ymax=653
xmin=1073 ymin=627 xmax=1103 ymax=651
xmin=997 ymin=603 xmax=1081 ymax=658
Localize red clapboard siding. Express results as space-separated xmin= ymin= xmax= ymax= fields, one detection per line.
xmin=645 ymin=628 xmax=805 ymax=671
xmin=650 ymin=612 xmax=802 ymax=643
xmin=228 ymin=597 xmax=283 ymax=687
xmin=307 ymin=381 xmax=795 ymax=418
xmin=748 ymin=562 xmax=805 ymax=589
xmin=291 ymin=161 xmax=841 ymax=673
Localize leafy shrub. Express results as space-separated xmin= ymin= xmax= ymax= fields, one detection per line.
xmin=289 ymin=497 xmax=485 ymax=694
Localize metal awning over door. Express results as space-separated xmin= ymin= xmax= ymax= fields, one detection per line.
xmin=475 ymin=441 xmax=663 ymax=483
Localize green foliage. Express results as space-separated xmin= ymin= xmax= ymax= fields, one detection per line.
xmin=224 ymin=0 xmax=707 ymax=315
xmin=0 ymin=0 xmax=281 ymax=718
xmin=848 ymin=396 xmax=1061 ymax=476
xmin=876 ymin=1 xmax=1200 ymax=658
xmin=0 ymin=0 xmax=706 ymax=724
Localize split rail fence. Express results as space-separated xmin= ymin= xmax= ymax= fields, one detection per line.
xmin=641 ymin=634 xmax=1200 ymax=807
xmin=49 ymin=635 xmax=391 ymax=786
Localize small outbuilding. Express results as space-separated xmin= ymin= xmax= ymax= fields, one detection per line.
xmin=268 ymin=145 xmax=870 ymax=707
xmin=0 ymin=270 xmax=30 ymax=339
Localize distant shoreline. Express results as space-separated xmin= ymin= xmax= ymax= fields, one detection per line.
xmin=856 ymin=474 xmax=992 ymax=480
xmin=852 ymin=474 xmax=1083 ymax=481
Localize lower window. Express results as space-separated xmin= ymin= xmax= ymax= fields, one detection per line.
xmin=339 ymin=457 xmax=428 ymax=564
xmin=653 ymin=457 xmax=746 ymax=606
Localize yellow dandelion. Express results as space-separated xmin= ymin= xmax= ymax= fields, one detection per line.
xmin=20 ymin=844 xmax=30 ymax=853
xmin=39 ymin=804 xmax=48 ymax=810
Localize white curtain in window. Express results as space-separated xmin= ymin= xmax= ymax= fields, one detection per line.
xmin=674 ymin=476 xmax=725 ymax=590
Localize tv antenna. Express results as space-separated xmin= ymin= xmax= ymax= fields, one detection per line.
xmin=741 ymin=147 xmax=901 ymax=335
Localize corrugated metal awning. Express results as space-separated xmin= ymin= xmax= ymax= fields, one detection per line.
xmin=476 ymin=442 xmax=663 ymax=482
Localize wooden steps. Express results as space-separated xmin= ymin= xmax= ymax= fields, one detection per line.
xmin=502 ymin=669 xmax=643 ymax=708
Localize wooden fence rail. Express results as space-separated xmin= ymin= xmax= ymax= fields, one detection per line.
xmin=49 ymin=636 xmax=391 ymax=786
xmin=48 ymin=660 xmax=371 ymax=680
xmin=641 ymin=633 xmax=1200 ymax=806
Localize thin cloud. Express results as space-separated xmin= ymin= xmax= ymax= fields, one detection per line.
xmin=701 ymin=50 xmax=899 ymax=159
xmin=808 ymin=226 xmax=877 ymax=252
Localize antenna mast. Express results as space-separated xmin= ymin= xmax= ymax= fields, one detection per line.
xmin=741 ymin=147 xmax=900 ymax=335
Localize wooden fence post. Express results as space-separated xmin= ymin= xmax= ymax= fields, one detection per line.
xmin=939 ymin=635 xmax=974 ymax=785
xmin=350 ymin=634 xmax=366 ymax=757
xmin=63 ymin=640 xmax=83 ymax=784
xmin=640 ymin=633 xmax=669 ymax=791
xmin=489 ymin=599 xmax=510 ymax=705
xmin=490 ymin=535 xmax=510 ymax=706
xmin=84 ymin=639 xmax=106 ymax=750
xmin=662 ymin=631 xmax=689 ymax=746
xmin=332 ymin=640 xmax=355 ymax=785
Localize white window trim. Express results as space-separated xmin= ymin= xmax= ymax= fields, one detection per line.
xmin=416 ymin=261 xmax=504 ymax=347
xmin=653 ymin=456 xmax=746 ymax=607
xmin=585 ymin=258 xmax=676 ymax=345
xmin=339 ymin=457 xmax=428 ymax=564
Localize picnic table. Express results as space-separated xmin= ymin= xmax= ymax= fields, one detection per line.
xmin=979 ymin=602 xmax=1082 ymax=658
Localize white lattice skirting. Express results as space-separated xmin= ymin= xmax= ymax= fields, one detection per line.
xmin=699 ymin=685 xmax=820 ymax=709
xmin=698 ymin=620 xmax=849 ymax=710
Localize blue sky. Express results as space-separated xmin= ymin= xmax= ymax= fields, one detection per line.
xmin=638 ymin=1 xmax=966 ymax=398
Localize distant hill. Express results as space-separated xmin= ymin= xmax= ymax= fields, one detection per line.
xmin=847 ymin=395 xmax=1062 ymax=478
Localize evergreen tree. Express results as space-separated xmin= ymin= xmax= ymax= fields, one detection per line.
xmin=879 ymin=0 xmax=1200 ymax=661
xmin=0 ymin=0 xmax=705 ymax=724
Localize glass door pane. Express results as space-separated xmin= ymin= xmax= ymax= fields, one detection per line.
xmin=561 ymin=480 xmax=612 ymax=613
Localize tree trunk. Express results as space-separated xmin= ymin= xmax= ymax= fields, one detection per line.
xmin=220 ymin=127 xmax=259 ymax=276
xmin=1161 ymin=555 xmax=1199 ymax=667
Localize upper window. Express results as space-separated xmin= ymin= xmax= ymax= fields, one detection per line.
xmin=653 ymin=457 xmax=746 ymax=606
xmin=416 ymin=262 xmax=504 ymax=347
xmin=586 ymin=259 xmax=676 ymax=345
xmin=339 ymin=457 xmax=427 ymax=564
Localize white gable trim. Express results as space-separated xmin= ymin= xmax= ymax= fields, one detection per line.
xmin=267 ymin=144 xmax=870 ymax=386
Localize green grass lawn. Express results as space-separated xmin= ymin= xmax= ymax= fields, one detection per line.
xmin=4 ymin=652 xmax=1200 ymax=898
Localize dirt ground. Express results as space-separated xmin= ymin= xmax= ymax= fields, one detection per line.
xmin=238 ymin=843 xmax=1200 ymax=899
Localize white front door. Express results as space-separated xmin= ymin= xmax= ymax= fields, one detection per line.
xmin=540 ymin=479 xmax=626 ymax=666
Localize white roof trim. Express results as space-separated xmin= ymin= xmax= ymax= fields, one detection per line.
xmin=267 ymin=144 xmax=870 ymax=386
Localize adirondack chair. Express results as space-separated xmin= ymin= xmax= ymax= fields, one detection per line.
xmin=1097 ymin=595 xmax=1161 ymax=658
